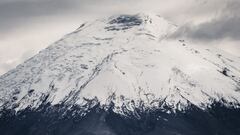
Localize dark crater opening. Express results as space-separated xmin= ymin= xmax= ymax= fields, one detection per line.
xmin=109 ymin=15 xmax=142 ymax=25
xmin=105 ymin=15 xmax=143 ymax=31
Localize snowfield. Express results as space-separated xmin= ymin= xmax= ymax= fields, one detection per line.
xmin=0 ymin=13 xmax=240 ymax=115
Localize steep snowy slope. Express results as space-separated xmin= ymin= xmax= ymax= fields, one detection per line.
xmin=0 ymin=13 xmax=240 ymax=115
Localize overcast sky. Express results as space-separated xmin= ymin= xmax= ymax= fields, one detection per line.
xmin=0 ymin=0 xmax=239 ymax=75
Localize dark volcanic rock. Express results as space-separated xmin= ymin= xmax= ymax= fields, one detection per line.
xmin=0 ymin=103 xmax=240 ymax=135
xmin=105 ymin=15 xmax=143 ymax=31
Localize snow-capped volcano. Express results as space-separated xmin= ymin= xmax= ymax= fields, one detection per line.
xmin=0 ymin=13 xmax=240 ymax=115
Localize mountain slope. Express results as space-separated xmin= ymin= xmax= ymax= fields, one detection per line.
xmin=0 ymin=13 xmax=240 ymax=115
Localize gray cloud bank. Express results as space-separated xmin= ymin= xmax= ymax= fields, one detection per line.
xmin=0 ymin=0 xmax=219 ymax=33
xmin=0 ymin=0 xmax=87 ymax=33
xmin=172 ymin=0 xmax=240 ymax=41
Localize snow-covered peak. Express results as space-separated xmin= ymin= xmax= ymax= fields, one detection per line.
xmin=0 ymin=13 xmax=240 ymax=114
xmin=104 ymin=13 xmax=177 ymax=37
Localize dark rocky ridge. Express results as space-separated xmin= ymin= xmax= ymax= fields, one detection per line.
xmin=0 ymin=102 xmax=240 ymax=135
